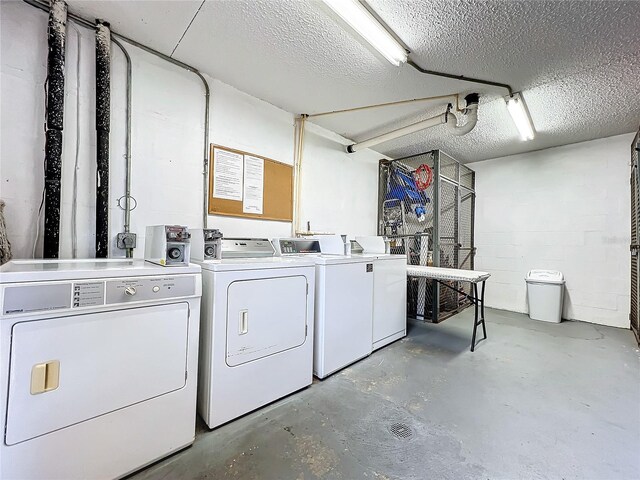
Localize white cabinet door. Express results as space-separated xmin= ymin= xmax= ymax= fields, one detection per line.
xmin=319 ymin=262 xmax=373 ymax=376
xmin=373 ymin=258 xmax=407 ymax=343
xmin=226 ymin=276 xmax=307 ymax=367
xmin=6 ymin=303 xmax=189 ymax=445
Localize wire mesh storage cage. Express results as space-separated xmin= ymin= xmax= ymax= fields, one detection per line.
xmin=378 ymin=150 xmax=476 ymax=323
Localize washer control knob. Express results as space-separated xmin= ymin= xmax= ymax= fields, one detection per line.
xmin=124 ymin=286 xmax=137 ymax=296
xmin=152 ymin=286 xmax=160 ymax=293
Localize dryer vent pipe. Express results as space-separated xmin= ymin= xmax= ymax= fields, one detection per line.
xmin=95 ymin=20 xmax=111 ymax=258
xmin=346 ymin=93 xmax=480 ymax=153
xmin=43 ymin=0 xmax=67 ymax=258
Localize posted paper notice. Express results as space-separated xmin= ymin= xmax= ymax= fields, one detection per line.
xmin=213 ymin=148 xmax=243 ymax=201
xmin=243 ymin=155 xmax=264 ymax=214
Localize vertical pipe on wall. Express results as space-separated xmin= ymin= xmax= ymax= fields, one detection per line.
xmin=192 ymin=71 xmax=210 ymax=229
xmin=111 ymin=37 xmax=133 ymax=257
xmin=292 ymin=115 xmax=307 ymax=236
xmin=43 ymin=0 xmax=67 ymax=259
xmin=95 ymin=20 xmax=111 ymax=258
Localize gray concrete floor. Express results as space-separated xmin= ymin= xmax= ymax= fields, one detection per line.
xmin=130 ymin=308 xmax=640 ymax=480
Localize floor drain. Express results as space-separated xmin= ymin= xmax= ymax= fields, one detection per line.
xmin=389 ymin=422 xmax=414 ymax=439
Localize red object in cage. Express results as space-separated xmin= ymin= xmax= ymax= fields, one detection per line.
xmin=413 ymin=164 xmax=433 ymax=190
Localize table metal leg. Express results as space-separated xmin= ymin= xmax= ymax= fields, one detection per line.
xmin=470 ymin=281 xmax=487 ymax=352
xmin=480 ymin=280 xmax=487 ymax=340
xmin=471 ymin=283 xmax=479 ymax=352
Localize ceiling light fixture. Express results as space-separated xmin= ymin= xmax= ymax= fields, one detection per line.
xmin=505 ymin=92 xmax=535 ymax=141
xmin=321 ymin=0 xmax=407 ymax=66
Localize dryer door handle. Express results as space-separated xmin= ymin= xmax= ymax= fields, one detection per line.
xmin=239 ymin=310 xmax=249 ymax=335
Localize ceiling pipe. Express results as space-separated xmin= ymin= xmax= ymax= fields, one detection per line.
xmin=407 ymin=59 xmax=513 ymax=97
xmin=42 ymin=0 xmax=67 ymax=259
xmin=347 ymin=93 xmax=479 ymax=153
xmin=446 ymin=92 xmax=479 ymax=136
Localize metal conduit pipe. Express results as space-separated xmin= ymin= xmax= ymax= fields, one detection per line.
xmin=23 ymin=0 xmax=211 ymax=231
xmin=346 ymin=93 xmax=480 ymax=153
xmin=111 ymin=37 xmax=134 ymax=257
xmin=43 ymin=0 xmax=67 ymax=259
xmin=407 ymin=59 xmax=513 ymax=97
xmin=95 ymin=20 xmax=111 ymax=258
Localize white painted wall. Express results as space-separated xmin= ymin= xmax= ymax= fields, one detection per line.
xmin=299 ymin=123 xmax=380 ymax=237
xmin=1 ymin=1 xmax=381 ymax=259
xmin=470 ymin=133 xmax=634 ymax=328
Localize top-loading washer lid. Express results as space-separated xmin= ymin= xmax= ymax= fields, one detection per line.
xmin=0 ymin=259 xmax=201 ymax=283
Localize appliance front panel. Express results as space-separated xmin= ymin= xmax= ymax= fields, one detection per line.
xmin=226 ymin=276 xmax=307 ymax=367
xmin=373 ymin=257 xmax=407 ymax=343
xmin=5 ymin=303 xmax=189 ymax=445
xmin=318 ymin=262 xmax=373 ymax=376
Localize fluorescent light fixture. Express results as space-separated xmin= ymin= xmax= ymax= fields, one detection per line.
xmin=322 ymin=0 xmax=407 ymax=66
xmin=505 ymin=92 xmax=535 ymax=141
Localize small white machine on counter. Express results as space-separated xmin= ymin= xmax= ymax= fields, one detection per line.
xmin=145 ymin=225 xmax=191 ymax=266
xmin=194 ymin=238 xmax=316 ymax=429
xmin=0 ymin=259 xmax=202 ymax=479
xmin=272 ymin=236 xmax=375 ymax=379
xmin=355 ymin=236 xmax=407 ymax=350
xmin=190 ymin=228 xmax=223 ymax=261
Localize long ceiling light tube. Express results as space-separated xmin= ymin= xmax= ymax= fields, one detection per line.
xmin=505 ymin=92 xmax=535 ymax=141
xmin=322 ymin=0 xmax=407 ymax=66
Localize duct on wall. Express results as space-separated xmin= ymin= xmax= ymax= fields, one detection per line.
xmin=95 ymin=20 xmax=110 ymax=258
xmin=346 ymin=93 xmax=480 ymax=153
xmin=43 ymin=0 xmax=67 ymax=258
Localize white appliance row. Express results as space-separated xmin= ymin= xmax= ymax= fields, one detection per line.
xmin=0 ymin=232 xmax=406 ymax=479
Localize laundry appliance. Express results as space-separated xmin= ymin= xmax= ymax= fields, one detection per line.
xmin=355 ymin=236 xmax=407 ymax=350
xmin=272 ymin=236 xmax=375 ymax=379
xmin=192 ymin=236 xmax=315 ymax=429
xmin=0 ymin=259 xmax=202 ymax=480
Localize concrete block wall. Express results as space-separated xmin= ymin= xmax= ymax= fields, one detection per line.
xmin=470 ymin=133 xmax=634 ymax=328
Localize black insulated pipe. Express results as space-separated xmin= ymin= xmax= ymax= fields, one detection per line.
xmin=407 ymin=59 xmax=514 ymax=97
xmin=43 ymin=0 xmax=67 ymax=259
xmin=95 ymin=20 xmax=111 ymax=258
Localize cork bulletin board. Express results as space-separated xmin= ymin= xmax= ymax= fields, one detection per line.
xmin=208 ymin=144 xmax=293 ymax=222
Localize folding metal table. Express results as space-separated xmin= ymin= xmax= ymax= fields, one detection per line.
xmin=406 ymin=266 xmax=491 ymax=351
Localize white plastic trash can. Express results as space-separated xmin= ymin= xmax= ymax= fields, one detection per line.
xmin=525 ymin=270 xmax=565 ymax=323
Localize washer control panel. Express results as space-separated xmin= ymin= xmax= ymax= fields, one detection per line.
xmin=2 ymin=275 xmax=197 ymax=316
xmin=105 ymin=276 xmax=195 ymax=304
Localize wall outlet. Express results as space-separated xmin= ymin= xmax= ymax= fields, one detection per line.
xmin=117 ymin=232 xmax=137 ymax=249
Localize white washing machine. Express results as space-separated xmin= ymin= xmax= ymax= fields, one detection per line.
xmin=272 ymin=237 xmax=375 ymax=379
xmin=0 ymin=259 xmax=202 ymax=480
xmin=192 ymin=236 xmax=315 ymax=429
xmin=355 ymin=236 xmax=407 ymax=351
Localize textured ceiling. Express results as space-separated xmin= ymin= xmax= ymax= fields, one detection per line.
xmin=62 ymin=0 xmax=640 ymax=162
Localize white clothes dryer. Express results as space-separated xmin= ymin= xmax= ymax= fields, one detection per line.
xmin=191 ymin=236 xmax=315 ymax=429
xmin=0 ymin=259 xmax=202 ymax=480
